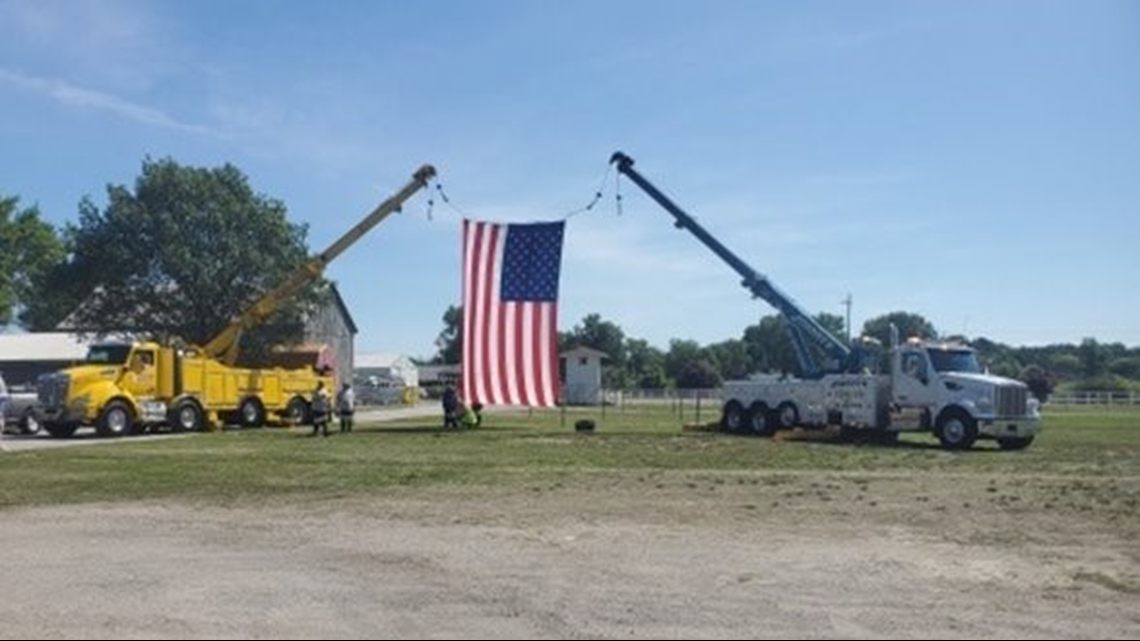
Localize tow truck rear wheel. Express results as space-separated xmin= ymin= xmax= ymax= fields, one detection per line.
xmin=747 ymin=401 xmax=774 ymax=436
xmin=238 ymin=397 xmax=266 ymax=428
xmin=171 ymin=400 xmax=204 ymax=433
xmin=775 ymin=402 xmax=799 ymax=430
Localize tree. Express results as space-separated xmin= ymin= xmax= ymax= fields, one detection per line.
xmin=741 ymin=315 xmax=797 ymax=374
xmin=705 ymin=338 xmax=752 ymax=380
xmin=664 ymin=339 xmax=703 ymax=384
xmin=861 ymin=312 xmax=938 ymax=346
xmin=433 ymin=305 xmax=463 ymax=364
xmin=39 ymin=158 xmax=316 ymax=361
xmin=1077 ymin=338 xmax=1109 ymax=378
xmin=0 ymin=196 xmax=65 ymax=327
xmin=675 ymin=358 xmax=722 ymax=389
xmin=624 ymin=338 xmax=667 ymax=389
xmin=1021 ymin=364 xmax=1055 ymax=403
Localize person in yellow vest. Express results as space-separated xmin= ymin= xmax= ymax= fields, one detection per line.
xmin=460 ymin=402 xmax=483 ymax=429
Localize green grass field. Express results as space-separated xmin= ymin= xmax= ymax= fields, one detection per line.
xmin=2 ymin=405 xmax=1138 ymax=516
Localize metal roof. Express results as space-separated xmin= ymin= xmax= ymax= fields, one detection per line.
xmin=0 ymin=333 xmax=92 ymax=361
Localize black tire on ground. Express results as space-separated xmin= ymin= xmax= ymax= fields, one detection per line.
xmin=171 ymin=399 xmax=204 ymax=433
xmin=998 ymin=435 xmax=1035 ymax=451
xmin=721 ymin=400 xmax=746 ymax=434
xmin=44 ymin=422 xmax=79 ymax=438
xmin=238 ymin=397 xmax=266 ymax=428
xmin=747 ymin=401 xmax=773 ymax=437
xmin=96 ymin=400 xmax=135 ymax=437
xmin=286 ymin=396 xmax=311 ymax=425
xmin=936 ymin=408 xmax=978 ymax=451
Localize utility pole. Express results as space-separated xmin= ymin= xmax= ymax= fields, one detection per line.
xmin=841 ymin=293 xmax=852 ymax=343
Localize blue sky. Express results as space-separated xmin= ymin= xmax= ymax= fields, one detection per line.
xmin=2 ymin=0 xmax=1138 ymax=357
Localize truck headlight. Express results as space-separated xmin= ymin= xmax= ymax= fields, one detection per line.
xmin=976 ymin=394 xmax=994 ymax=413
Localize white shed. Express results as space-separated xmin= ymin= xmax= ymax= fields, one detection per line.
xmin=561 ymin=346 xmax=608 ymax=406
xmin=355 ymin=353 xmax=419 ymax=388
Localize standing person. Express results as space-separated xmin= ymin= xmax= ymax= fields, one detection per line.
xmin=311 ymin=381 xmax=331 ymax=437
xmin=441 ymin=385 xmax=459 ymax=429
xmin=336 ymin=382 xmax=356 ymax=434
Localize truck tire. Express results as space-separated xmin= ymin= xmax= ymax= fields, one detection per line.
xmin=171 ymin=400 xmax=204 ymax=433
xmin=286 ymin=396 xmax=311 ymax=425
xmin=775 ymin=402 xmax=799 ymax=430
xmin=44 ymin=422 xmax=78 ymax=438
xmin=238 ymin=397 xmax=266 ymax=428
xmin=998 ymin=436 xmax=1035 ymax=451
xmin=936 ymin=408 xmax=977 ymax=451
xmin=721 ymin=401 xmax=746 ymax=433
xmin=19 ymin=408 xmax=41 ymax=435
xmin=96 ymin=400 xmax=135 ymax=437
xmin=747 ymin=401 xmax=774 ymax=437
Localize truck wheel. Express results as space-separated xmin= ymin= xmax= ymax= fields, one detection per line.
xmin=775 ymin=402 xmax=799 ymax=430
xmin=20 ymin=409 xmax=41 ymax=435
xmin=721 ymin=401 xmax=746 ymax=433
xmin=238 ymin=397 xmax=266 ymax=428
xmin=286 ymin=397 xmax=311 ymax=425
xmin=936 ymin=408 xmax=977 ymax=450
xmin=747 ymin=401 xmax=774 ymax=436
xmin=44 ymin=422 xmax=78 ymax=438
xmin=171 ymin=400 xmax=204 ymax=433
xmin=998 ymin=436 xmax=1035 ymax=451
xmin=96 ymin=401 xmax=135 ymax=437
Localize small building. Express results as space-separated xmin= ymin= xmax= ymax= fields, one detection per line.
xmin=355 ymin=353 xmax=419 ymax=388
xmin=561 ymin=346 xmax=608 ymax=406
xmin=0 ymin=332 xmax=93 ymax=387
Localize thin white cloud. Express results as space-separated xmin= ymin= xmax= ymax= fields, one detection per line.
xmin=0 ymin=67 xmax=220 ymax=137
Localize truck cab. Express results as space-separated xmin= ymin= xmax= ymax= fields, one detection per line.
xmin=37 ymin=341 xmax=163 ymax=438
xmin=890 ymin=339 xmax=1040 ymax=450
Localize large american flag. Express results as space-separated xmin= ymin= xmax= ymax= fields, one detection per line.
xmin=462 ymin=219 xmax=565 ymax=408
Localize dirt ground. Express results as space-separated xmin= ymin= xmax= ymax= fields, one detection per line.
xmin=0 ymin=474 xmax=1136 ymax=640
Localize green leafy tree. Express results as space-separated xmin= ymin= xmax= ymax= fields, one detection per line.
xmin=40 ymin=158 xmax=316 ymax=362
xmin=861 ymin=311 xmax=938 ymax=346
xmin=664 ymin=339 xmax=703 ymax=384
xmin=433 ymin=305 xmax=463 ymax=364
xmin=624 ymin=338 xmax=667 ymax=389
xmin=705 ymin=338 xmax=752 ymax=380
xmin=1077 ymin=337 xmax=1109 ymax=378
xmin=675 ymin=358 xmax=722 ymax=389
xmin=0 ymin=196 xmax=65 ymax=327
xmin=1021 ymin=364 xmax=1055 ymax=402
xmin=742 ymin=315 xmax=797 ymax=374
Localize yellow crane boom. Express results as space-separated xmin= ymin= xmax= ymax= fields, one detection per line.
xmin=201 ymin=164 xmax=437 ymax=365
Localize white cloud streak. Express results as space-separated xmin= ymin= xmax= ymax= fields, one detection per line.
xmin=0 ymin=67 xmax=220 ymax=137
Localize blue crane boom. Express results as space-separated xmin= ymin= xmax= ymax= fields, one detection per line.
xmin=610 ymin=152 xmax=854 ymax=378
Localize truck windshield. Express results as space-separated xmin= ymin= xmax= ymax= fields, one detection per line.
xmin=927 ymin=349 xmax=982 ymax=374
xmin=86 ymin=345 xmax=133 ymax=365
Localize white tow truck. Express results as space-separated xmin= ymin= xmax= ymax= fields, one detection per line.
xmin=611 ymin=152 xmax=1040 ymax=450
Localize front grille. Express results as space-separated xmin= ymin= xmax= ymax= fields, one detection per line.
xmin=995 ymin=384 xmax=1027 ymax=417
xmin=37 ymin=373 xmax=69 ymax=411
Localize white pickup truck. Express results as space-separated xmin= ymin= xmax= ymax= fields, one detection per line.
xmin=0 ymin=373 xmax=41 ymax=435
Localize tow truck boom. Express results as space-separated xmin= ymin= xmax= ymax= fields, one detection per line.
xmin=610 ymin=152 xmax=853 ymax=377
xmin=202 ymin=164 xmax=437 ymax=365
